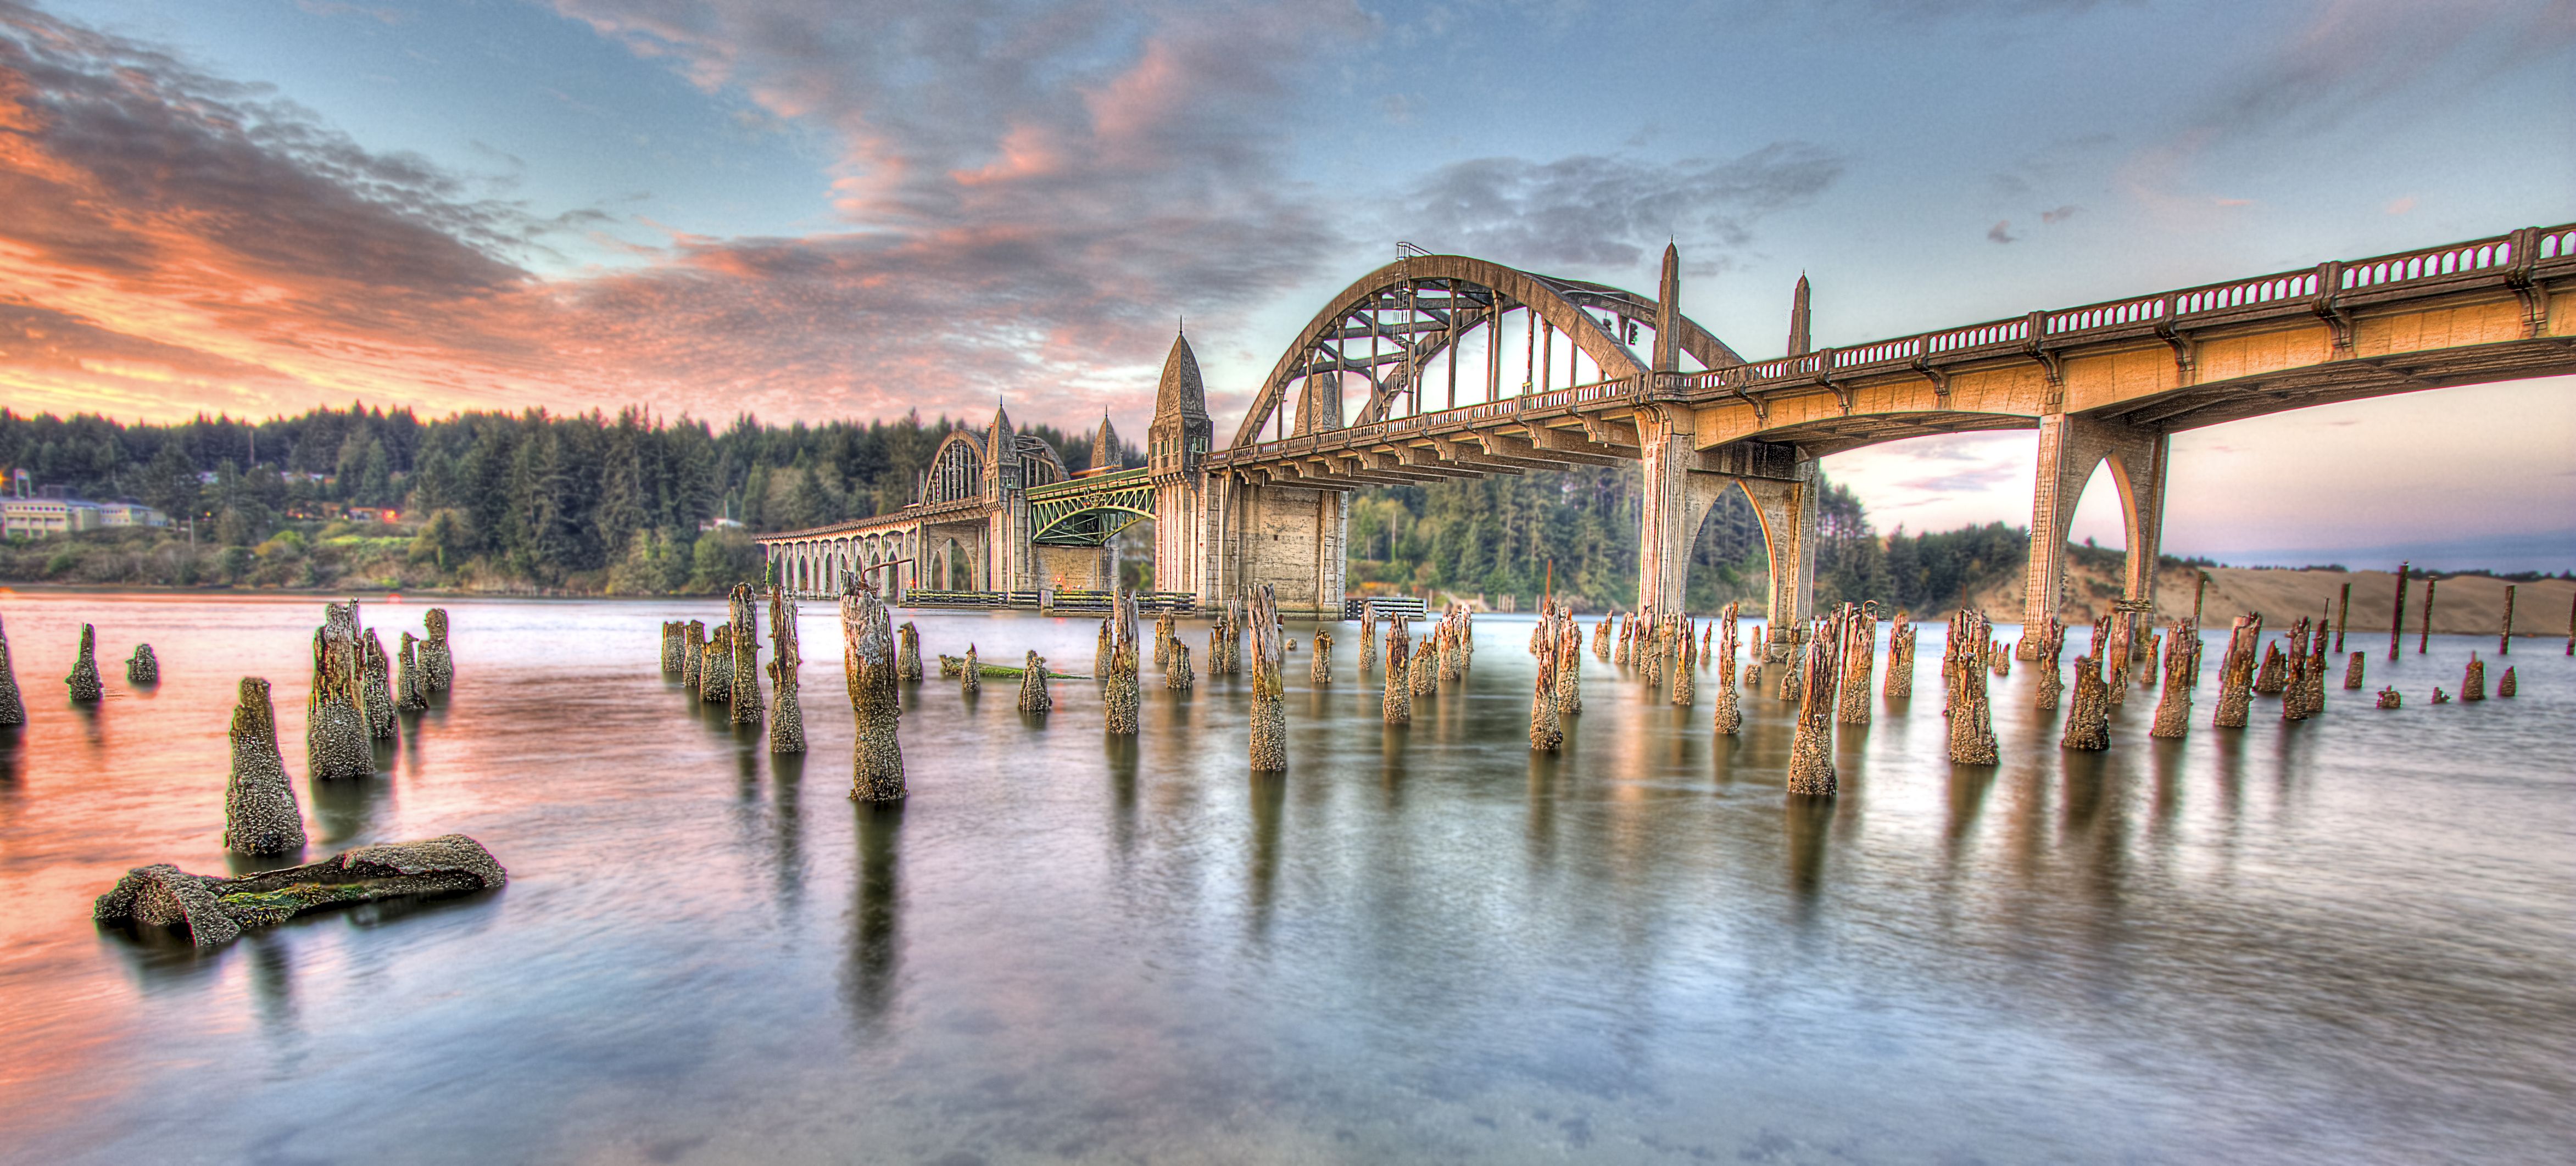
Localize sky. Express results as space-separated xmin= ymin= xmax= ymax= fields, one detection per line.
xmin=1 ymin=0 xmax=2571 ymax=568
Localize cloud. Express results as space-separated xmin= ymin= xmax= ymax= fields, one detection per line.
xmin=2039 ymin=204 xmax=2078 ymax=224
xmin=2385 ymin=195 xmax=2417 ymax=215
xmin=1987 ymin=220 xmax=2016 ymax=244
xmin=0 ymin=0 xmax=1370 ymax=429
xmin=1393 ymin=143 xmax=1843 ymax=272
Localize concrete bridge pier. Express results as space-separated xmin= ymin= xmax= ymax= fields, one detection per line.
xmin=2019 ymin=412 xmax=2168 ymax=654
xmin=1638 ymin=418 xmax=1817 ymax=657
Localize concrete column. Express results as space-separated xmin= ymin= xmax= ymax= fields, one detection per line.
xmin=1634 ymin=406 xmax=1697 ymax=612
xmin=1740 ymin=470 xmax=1818 ymax=650
xmin=2019 ymin=413 xmax=2168 ymax=652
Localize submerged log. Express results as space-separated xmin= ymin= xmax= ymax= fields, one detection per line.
xmin=1167 ymin=639 xmax=1195 ymax=691
xmin=2150 ymin=618 xmax=2200 ymax=739
xmin=769 ymin=588 xmax=806 ymax=752
xmin=1713 ymin=602 xmax=1742 ymax=736
xmin=1787 ymin=610 xmax=1846 ymax=795
xmin=1311 ymin=631 xmax=1334 ymax=684
xmin=1018 ymin=650 xmax=1053 ymax=715
xmin=897 ymin=622 xmax=923 ymax=682
xmin=841 ymin=589 xmax=905 ymax=802
xmin=1945 ymin=610 xmax=1998 ymax=764
xmin=2462 ymin=655 xmax=2486 ymax=701
xmin=2212 ymin=615 xmax=2262 ymax=728
xmin=126 ymin=643 xmax=159 ymax=685
xmin=66 ymin=623 xmax=103 ymax=702
xmin=1249 ymin=586 xmax=1287 ymax=771
xmin=222 ymin=677 xmax=305 ymax=856
xmin=0 ymin=615 xmax=21 ymax=726
xmin=2375 ymin=685 xmax=2401 ymax=709
xmin=95 ymin=834 xmax=505 ymax=949
xmin=421 ymin=608 xmax=453 ymax=691
xmin=1382 ymin=618 xmax=1413 ymax=724
xmin=2343 ymin=651 xmax=2366 ymax=690
xmin=729 ymin=585 xmax=762 ymax=726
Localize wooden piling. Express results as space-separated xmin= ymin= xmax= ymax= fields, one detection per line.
xmin=2462 ymin=654 xmax=2485 ymax=701
xmin=2419 ymin=576 xmax=2437 ymax=654
xmin=897 ymin=622 xmax=923 ymax=682
xmin=1408 ymin=625 xmax=1437 ymax=698
xmin=701 ymin=625 xmax=734 ymax=703
xmin=1311 ymin=631 xmax=1334 ymax=684
xmin=1359 ymin=607 xmax=1379 ymax=675
xmin=2500 ymin=585 xmax=2515 ymax=655
xmin=2335 ymin=581 xmax=2350 ymax=653
xmin=397 ymin=632 xmax=428 ymax=711
xmin=1555 ymin=608 xmax=1583 ymax=716
xmin=65 ymin=623 xmax=103 ymax=702
xmin=2375 ymin=685 xmax=2401 ymax=709
xmin=1167 ymin=640 xmax=1195 ymax=691
xmin=1884 ymin=610 xmax=1915 ymax=699
xmin=421 ymin=608 xmax=453 ymax=691
xmin=1945 ymin=610 xmax=1998 ymax=763
xmin=1713 ymin=602 xmax=1742 ymax=736
xmin=1382 ymin=617 xmax=1412 ymax=724
xmin=769 ymin=588 xmax=805 ymax=751
xmin=2213 ymin=615 xmax=2261 ymax=728
xmin=2032 ymin=618 xmax=2066 ymax=711
xmin=682 ymin=620 xmax=706 ymax=689
xmin=1105 ymin=591 xmax=1141 ymax=735
xmin=2149 ymin=618 xmax=2199 ymax=738
xmin=305 ymin=623 xmax=371 ymax=780
xmin=1671 ymin=616 xmax=1698 ymax=708
xmin=1017 ymin=650 xmax=1052 ymax=715
xmin=1249 ymin=586 xmax=1286 ymax=770
xmin=125 ymin=643 xmax=158 ymax=685
xmin=222 ymin=678 xmax=305 ymax=856
xmin=841 ymin=588 xmax=905 ymax=802
xmin=2343 ymin=651 xmax=2365 ymax=690
xmin=2389 ymin=561 xmax=2409 ymax=661
xmin=2499 ymin=666 xmax=2516 ymax=697
xmin=1835 ymin=606 xmax=1873 ymax=724
xmin=1787 ymin=608 xmax=1846 ymax=795
xmin=360 ymin=629 xmax=397 ymax=739
xmin=1529 ymin=608 xmax=1563 ymax=752
xmin=0 ymin=616 xmax=22 ymax=726
xmin=2061 ymin=618 xmax=2111 ymax=750
xmin=962 ymin=644 xmax=981 ymax=696
xmin=729 ymin=585 xmax=762 ymax=725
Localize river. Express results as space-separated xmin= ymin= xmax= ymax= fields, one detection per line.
xmin=0 ymin=592 xmax=2567 ymax=1164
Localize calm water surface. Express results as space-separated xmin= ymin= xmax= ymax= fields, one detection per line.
xmin=0 ymin=592 xmax=2569 ymax=1164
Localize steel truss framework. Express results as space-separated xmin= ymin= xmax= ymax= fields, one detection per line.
xmin=1026 ymin=468 xmax=1155 ymax=546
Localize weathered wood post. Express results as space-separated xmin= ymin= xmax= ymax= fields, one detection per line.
xmin=397 ymin=632 xmax=428 ymax=711
xmin=896 ymin=622 xmax=923 ymax=682
xmin=1249 ymin=586 xmax=1287 ymax=771
xmin=2462 ymin=654 xmax=2486 ymax=701
xmin=961 ymin=644 xmax=982 ymax=696
xmin=360 ymin=629 xmax=398 ymax=739
xmin=1642 ymin=610 xmax=1666 ymax=688
xmin=2213 ymin=615 xmax=2261 ymax=728
xmin=1359 ymin=607 xmax=1379 ymax=676
xmin=730 ymin=585 xmax=762 ymax=726
xmin=2304 ymin=620 xmax=2331 ymax=716
xmin=1167 ymin=639 xmax=1195 ymax=691
xmin=2032 ymin=618 xmax=2066 ymax=711
xmin=2375 ymin=685 xmax=2401 ymax=708
xmin=1018 ymin=650 xmax=1053 ymax=715
xmin=1382 ymin=617 xmax=1413 ymax=724
xmin=1529 ymin=609 xmax=1564 ymax=752
xmin=220 ymin=677 xmax=308 ymax=857
xmin=2279 ymin=617 xmax=2316 ymax=721
xmin=1408 ymin=623 xmax=1437 ymax=699
xmin=661 ymin=622 xmax=684 ymax=674
xmin=2419 ymin=575 xmax=2438 ymax=654
xmin=1885 ymin=609 xmax=1915 ymax=699
xmin=2150 ymin=618 xmax=2200 ymax=738
xmin=770 ymin=588 xmax=806 ymax=751
xmin=1713 ymin=602 xmax=1742 ymax=736
xmin=1310 ymin=631 xmax=1334 ymax=684
xmin=306 ymin=624 xmax=371 ymax=780
xmin=1945 ymin=610 xmax=1998 ymax=763
xmin=2061 ymin=617 xmax=2111 ymax=750
xmin=1555 ymin=610 xmax=1582 ymax=716
xmin=2499 ymin=666 xmax=2516 ymax=697
xmin=1593 ymin=615 xmax=1612 ymax=661
xmin=1155 ymin=614 xmax=1174 ymax=668
xmin=682 ymin=620 xmax=706 ymax=689
xmin=421 ymin=607 xmax=453 ymax=691
xmin=1835 ymin=604 xmax=1874 ymax=724
xmin=701 ymin=625 xmax=734 ymax=703
xmin=1777 ymin=619 xmax=1806 ymax=705
xmin=1614 ymin=612 xmax=1632 ymax=667
xmin=2343 ymin=651 xmax=2366 ymax=690
xmin=1220 ymin=599 xmax=1245 ymax=674
xmin=841 ymin=588 xmax=905 ymax=802
xmin=1671 ymin=616 xmax=1698 ymax=707
xmin=2389 ymin=561 xmax=2409 ymax=661
xmin=2253 ymin=640 xmax=2287 ymax=694
xmin=0 ymin=616 xmax=22 ymax=726
xmin=1106 ymin=591 xmax=1141 ymax=735
xmin=2500 ymin=584 xmax=2515 ymax=655
xmin=66 ymin=623 xmax=103 ymax=702
xmin=1787 ymin=607 xmax=1846 ymax=795
xmin=1099 ymin=617 xmax=1116 ymax=679
xmin=126 ymin=643 xmax=158 ymax=685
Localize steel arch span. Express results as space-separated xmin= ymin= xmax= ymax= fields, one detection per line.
xmin=1231 ymin=253 xmax=1746 ymax=447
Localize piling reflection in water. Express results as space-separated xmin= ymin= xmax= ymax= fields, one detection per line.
xmin=0 ymin=593 xmax=2568 ymax=1164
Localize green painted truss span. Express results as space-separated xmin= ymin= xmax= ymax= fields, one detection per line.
xmin=1026 ymin=468 xmax=1155 ymax=546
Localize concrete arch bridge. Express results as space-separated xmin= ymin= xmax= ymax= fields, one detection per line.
xmin=761 ymin=222 xmax=2576 ymax=641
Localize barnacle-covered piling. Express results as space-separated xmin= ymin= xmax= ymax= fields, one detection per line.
xmin=1359 ymin=608 xmax=1379 ymax=676
xmin=841 ymin=588 xmax=905 ymax=802
xmin=2343 ymin=651 xmax=2366 ymax=690
xmin=701 ymin=626 xmax=735 ymax=703
xmin=1884 ymin=610 xmax=1915 ymax=699
xmin=1713 ymin=602 xmax=1742 ymax=736
xmin=1529 ymin=609 xmax=1563 ymax=752
xmin=1248 ymin=586 xmax=1287 ymax=771
xmin=1787 ymin=610 xmax=1847 ymax=795
xmin=125 ymin=643 xmax=159 ymax=685
xmin=2375 ymin=685 xmax=2401 ymax=708
xmin=1105 ymin=591 xmax=1141 ymax=735
xmin=962 ymin=644 xmax=982 ymax=695
xmin=1670 ymin=615 xmax=1697 ymax=707
xmin=2031 ymin=619 xmax=2065 ymax=710
xmin=2499 ymin=666 xmax=2516 ymax=697
xmin=1835 ymin=605 xmax=1875 ymax=724
xmin=222 ymin=678 xmax=305 ymax=856
xmin=768 ymin=588 xmax=806 ymax=752
xmin=729 ymin=585 xmax=761 ymax=726
xmin=2212 ymin=615 xmax=2262 ymax=728
xmin=1944 ymin=610 xmax=1998 ymax=764
xmin=1382 ymin=618 xmax=1413 ymax=724
xmin=66 ymin=623 xmax=103 ymax=702
xmin=2254 ymin=641 xmax=2287 ymax=695
xmin=1018 ymin=650 xmax=1053 ymax=715
xmin=96 ymin=835 xmax=504 ymax=949
xmin=2150 ymin=618 xmax=2200 ymax=739
xmin=1310 ymin=631 xmax=1334 ymax=684
xmin=1167 ymin=639 xmax=1195 ymax=691
xmin=421 ymin=608 xmax=453 ymax=691
xmin=1554 ymin=609 xmax=1582 ymax=716
xmin=305 ymin=622 xmax=372 ymax=780
xmin=897 ymin=622 xmax=923 ymax=682
xmin=0 ymin=615 xmax=23 ymax=726
xmin=397 ymin=632 xmax=428 ymax=711
xmin=661 ymin=622 xmax=686 ymax=674
xmin=2462 ymin=654 xmax=2486 ymax=701
xmin=360 ymin=629 xmax=398 ymax=739
xmin=2061 ymin=618 xmax=2111 ymax=750
xmin=681 ymin=620 xmax=706 ymax=689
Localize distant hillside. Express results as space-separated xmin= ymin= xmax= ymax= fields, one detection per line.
xmin=1965 ymin=549 xmax=2574 ymax=634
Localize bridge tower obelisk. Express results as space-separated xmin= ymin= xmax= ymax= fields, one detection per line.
xmin=1148 ymin=330 xmax=1216 ymax=600
xmin=1636 ymin=243 xmax=1698 ymax=613
xmin=984 ymin=403 xmax=1030 ymax=591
